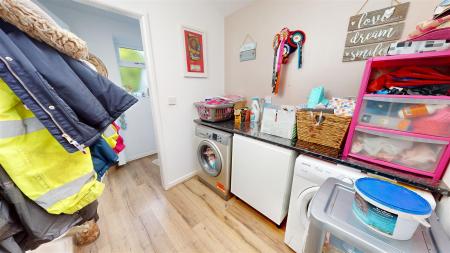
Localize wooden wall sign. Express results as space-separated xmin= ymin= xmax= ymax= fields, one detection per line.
xmin=240 ymin=42 xmax=257 ymax=62
xmin=348 ymin=2 xmax=410 ymax=31
xmin=343 ymin=2 xmax=410 ymax=62
xmin=343 ymin=42 xmax=391 ymax=62
xmin=240 ymin=34 xmax=257 ymax=62
xmin=345 ymin=23 xmax=404 ymax=47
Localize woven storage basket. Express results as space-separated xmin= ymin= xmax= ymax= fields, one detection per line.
xmin=296 ymin=111 xmax=352 ymax=149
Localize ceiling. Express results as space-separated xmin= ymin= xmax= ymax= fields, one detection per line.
xmin=38 ymin=0 xmax=256 ymax=19
xmin=37 ymin=0 xmax=140 ymax=26
xmin=211 ymin=0 xmax=256 ymax=16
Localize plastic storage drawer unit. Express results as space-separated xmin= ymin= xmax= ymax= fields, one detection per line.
xmin=342 ymin=52 xmax=450 ymax=180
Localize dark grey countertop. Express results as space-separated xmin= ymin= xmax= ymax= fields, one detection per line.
xmin=194 ymin=119 xmax=450 ymax=196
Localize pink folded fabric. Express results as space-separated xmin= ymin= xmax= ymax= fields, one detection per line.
xmin=408 ymin=27 xmax=450 ymax=41
xmin=408 ymin=15 xmax=450 ymax=40
xmin=412 ymin=107 xmax=450 ymax=137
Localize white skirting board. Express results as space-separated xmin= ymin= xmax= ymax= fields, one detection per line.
xmin=164 ymin=170 xmax=198 ymax=190
xmin=119 ymin=151 xmax=158 ymax=166
xmin=127 ymin=150 xmax=158 ymax=162
xmin=152 ymin=159 xmax=160 ymax=166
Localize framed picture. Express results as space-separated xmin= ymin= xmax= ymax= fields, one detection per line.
xmin=181 ymin=26 xmax=207 ymax=78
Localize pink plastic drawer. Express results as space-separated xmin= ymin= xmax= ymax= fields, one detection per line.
xmin=349 ymin=127 xmax=449 ymax=175
xmin=358 ymin=95 xmax=450 ymax=138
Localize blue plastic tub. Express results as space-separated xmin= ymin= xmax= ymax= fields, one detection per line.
xmin=352 ymin=178 xmax=432 ymax=240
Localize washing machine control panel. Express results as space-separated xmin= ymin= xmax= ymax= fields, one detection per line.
xmin=196 ymin=128 xmax=230 ymax=145
xmin=295 ymin=157 xmax=366 ymax=186
xmin=210 ymin=133 xmax=229 ymax=144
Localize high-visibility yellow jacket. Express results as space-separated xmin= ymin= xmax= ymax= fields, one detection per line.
xmin=102 ymin=124 xmax=119 ymax=150
xmin=0 ymin=79 xmax=104 ymax=214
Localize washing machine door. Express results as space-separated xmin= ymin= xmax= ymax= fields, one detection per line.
xmin=298 ymin=186 xmax=320 ymax=228
xmin=197 ymin=140 xmax=222 ymax=177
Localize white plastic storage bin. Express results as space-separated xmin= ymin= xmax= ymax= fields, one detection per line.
xmin=358 ymin=96 xmax=450 ymax=138
xmin=349 ymin=127 xmax=448 ymax=175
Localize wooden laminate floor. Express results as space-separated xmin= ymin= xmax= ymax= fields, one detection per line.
xmin=76 ymin=155 xmax=294 ymax=253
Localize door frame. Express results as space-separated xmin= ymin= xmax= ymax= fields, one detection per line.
xmin=75 ymin=0 xmax=169 ymax=189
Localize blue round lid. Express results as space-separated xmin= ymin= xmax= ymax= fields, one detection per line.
xmin=355 ymin=178 xmax=432 ymax=215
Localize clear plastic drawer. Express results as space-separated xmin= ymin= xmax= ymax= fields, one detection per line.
xmin=358 ymin=96 xmax=450 ymax=138
xmin=349 ymin=127 xmax=448 ymax=174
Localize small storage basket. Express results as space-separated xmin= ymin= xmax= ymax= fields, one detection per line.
xmin=195 ymin=102 xmax=234 ymax=122
xmin=297 ymin=111 xmax=352 ymax=149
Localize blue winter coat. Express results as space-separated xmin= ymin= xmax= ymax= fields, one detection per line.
xmin=0 ymin=21 xmax=137 ymax=153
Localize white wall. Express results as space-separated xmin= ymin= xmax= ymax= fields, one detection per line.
xmin=225 ymin=0 xmax=440 ymax=105
xmin=39 ymin=0 xmax=158 ymax=163
xmin=86 ymin=0 xmax=226 ymax=188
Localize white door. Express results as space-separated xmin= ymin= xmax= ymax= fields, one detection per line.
xmin=120 ymin=97 xmax=157 ymax=161
xmin=116 ymin=46 xmax=157 ymax=162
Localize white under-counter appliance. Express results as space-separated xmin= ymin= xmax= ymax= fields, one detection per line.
xmin=285 ymin=155 xmax=366 ymax=252
xmin=231 ymin=134 xmax=297 ymax=225
xmin=436 ymin=164 xmax=450 ymax=237
xmin=195 ymin=125 xmax=233 ymax=200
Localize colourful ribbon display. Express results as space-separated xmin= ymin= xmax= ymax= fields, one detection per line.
xmin=271 ymin=28 xmax=306 ymax=95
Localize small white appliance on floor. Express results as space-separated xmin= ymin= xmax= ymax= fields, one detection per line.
xmin=194 ymin=125 xmax=233 ymax=200
xmin=284 ymin=155 xmax=366 ymax=252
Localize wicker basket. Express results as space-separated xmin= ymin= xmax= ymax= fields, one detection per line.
xmin=296 ymin=111 xmax=352 ymax=149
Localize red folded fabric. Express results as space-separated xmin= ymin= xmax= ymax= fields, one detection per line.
xmin=368 ymin=66 xmax=450 ymax=92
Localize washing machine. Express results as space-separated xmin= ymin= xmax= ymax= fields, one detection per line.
xmin=284 ymin=155 xmax=366 ymax=252
xmin=195 ymin=125 xmax=233 ymax=200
